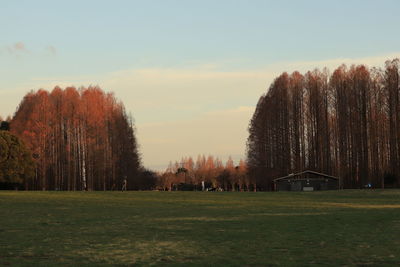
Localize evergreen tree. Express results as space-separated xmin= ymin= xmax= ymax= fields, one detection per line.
xmin=0 ymin=130 xmax=35 ymax=186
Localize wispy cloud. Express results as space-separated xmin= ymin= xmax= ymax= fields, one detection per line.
xmin=99 ymin=67 xmax=275 ymax=113
xmin=13 ymin=42 xmax=26 ymax=52
xmin=3 ymin=42 xmax=29 ymax=56
xmin=270 ymin=53 xmax=400 ymax=73
xmin=45 ymin=45 xmax=56 ymax=56
xmin=1 ymin=42 xmax=57 ymax=58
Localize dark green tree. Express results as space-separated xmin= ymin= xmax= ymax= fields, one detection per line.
xmin=0 ymin=121 xmax=10 ymax=131
xmin=0 ymin=130 xmax=35 ymax=187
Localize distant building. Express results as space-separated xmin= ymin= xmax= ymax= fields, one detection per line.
xmin=273 ymin=170 xmax=339 ymax=191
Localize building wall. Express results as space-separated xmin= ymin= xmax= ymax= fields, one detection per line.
xmin=275 ymin=178 xmax=339 ymax=191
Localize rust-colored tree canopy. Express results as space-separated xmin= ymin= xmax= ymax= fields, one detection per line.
xmin=159 ymin=155 xmax=249 ymax=191
xmin=247 ymin=59 xmax=400 ymax=190
xmin=11 ymin=86 xmax=141 ymax=190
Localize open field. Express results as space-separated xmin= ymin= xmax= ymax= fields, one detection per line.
xmin=1 ymin=190 xmax=400 ymax=266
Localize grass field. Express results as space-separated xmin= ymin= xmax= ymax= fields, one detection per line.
xmin=1 ymin=190 xmax=400 ymax=266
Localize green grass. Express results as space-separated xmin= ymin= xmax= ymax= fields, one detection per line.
xmin=1 ymin=190 xmax=400 ymax=266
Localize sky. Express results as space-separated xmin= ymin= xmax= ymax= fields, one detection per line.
xmin=1 ymin=0 xmax=400 ymax=170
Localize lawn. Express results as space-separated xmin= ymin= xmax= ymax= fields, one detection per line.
xmin=1 ymin=190 xmax=400 ymax=266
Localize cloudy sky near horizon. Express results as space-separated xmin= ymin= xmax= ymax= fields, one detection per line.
xmin=1 ymin=0 xmax=400 ymax=170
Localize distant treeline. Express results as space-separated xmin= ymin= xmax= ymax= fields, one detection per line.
xmin=247 ymin=59 xmax=400 ymax=190
xmin=9 ymin=87 xmax=143 ymax=190
xmin=158 ymin=156 xmax=249 ymax=191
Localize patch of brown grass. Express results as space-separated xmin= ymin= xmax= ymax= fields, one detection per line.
xmin=320 ymin=203 xmax=400 ymax=209
xmin=154 ymin=216 xmax=240 ymax=222
xmin=74 ymin=238 xmax=199 ymax=265
xmin=249 ymin=212 xmax=329 ymax=216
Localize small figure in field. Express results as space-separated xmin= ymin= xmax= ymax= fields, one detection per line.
xmin=122 ymin=176 xmax=127 ymax=191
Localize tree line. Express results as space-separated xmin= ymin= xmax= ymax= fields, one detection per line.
xmin=158 ymin=156 xmax=249 ymax=191
xmin=9 ymin=86 xmax=142 ymax=190
xmin=247 ymin=59 xmax=400 ymax=190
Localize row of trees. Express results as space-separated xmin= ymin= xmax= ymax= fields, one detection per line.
xmin=10 ymin=86 xmax=142 ymax=190
xmin=247 ymin=59 xmax=400 ymax=189
xmin=158 ymin=156 xmax=250 ymax=191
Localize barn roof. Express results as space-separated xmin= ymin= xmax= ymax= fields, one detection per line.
xmin=273 ymin=170 xmax=338 ymax=182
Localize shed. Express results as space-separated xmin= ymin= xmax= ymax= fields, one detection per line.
xmin=273 ymin=170 xmax=339 ymax=191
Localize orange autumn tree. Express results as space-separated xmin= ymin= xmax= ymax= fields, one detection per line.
xmin=159 ymin=156 xmax=249 ymax=191
xmin=11 ymin=86 xmax=141 ymax=190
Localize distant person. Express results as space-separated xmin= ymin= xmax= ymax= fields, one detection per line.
xmin=122 ymin=177 xmax=127 ymax=191
xmin=363 ymin=183 xmax=372 ymax=189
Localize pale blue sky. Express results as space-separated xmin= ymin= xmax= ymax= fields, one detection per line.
xmin=1 ymin=0 xmax=400 ymax=169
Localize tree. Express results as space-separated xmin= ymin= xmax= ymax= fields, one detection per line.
xmin=160 ymin=156 xmax=248 ymax=191
xmin=0 ymin=121 xmax=10 ymax=131
xmin=133 ymin=169 xmax=157 ymax=190
xmin=11 ymin=86 xmax=142 ymax=190
xmin=247 ymin=59 xmax=400 ymax=189
xmin=0 ymin=130 xmax=35 ymax=188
